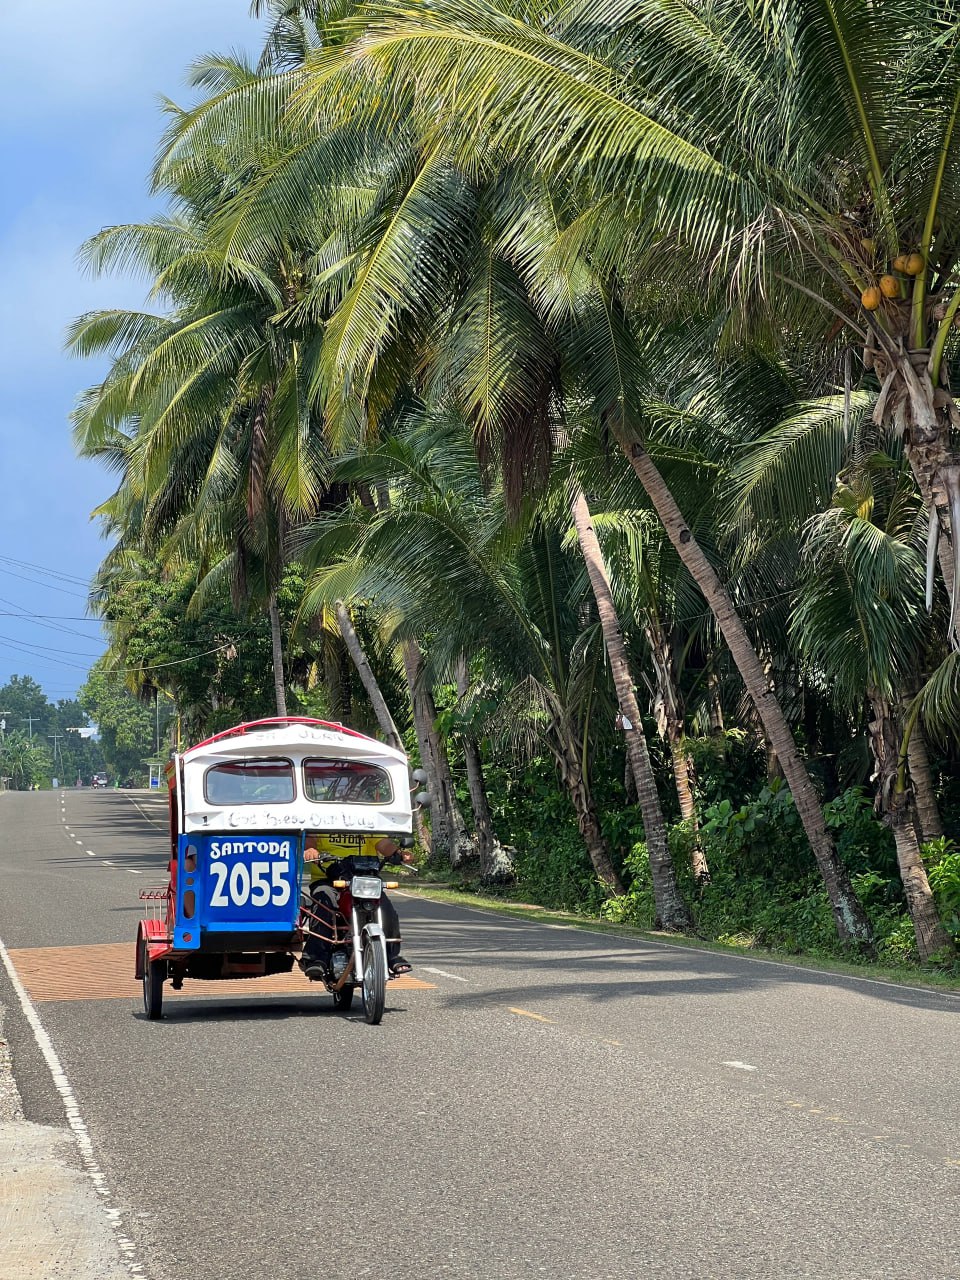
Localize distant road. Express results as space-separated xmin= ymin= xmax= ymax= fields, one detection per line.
xmin=1 ymin=789 xmax=959 ymax=1280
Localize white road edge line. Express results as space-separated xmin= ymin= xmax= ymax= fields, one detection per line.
xmin=0 ymin=935 xmax=146 ymax=1277
xmin=118 ymin=793 xmax=167 ymax=830
xmin=722 ymin=1060 xmax=758 ymax=1072
xmin=422 ymin=966 xmax=470 ymax=983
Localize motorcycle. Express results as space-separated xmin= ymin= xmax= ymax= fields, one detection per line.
xmin=300 ymin=853 xmax=404 ymax=1025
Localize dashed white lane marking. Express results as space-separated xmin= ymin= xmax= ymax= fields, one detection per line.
xmin=102 ymin=860 xmax=114 ymax=867
xmin=128 ymin=870 xmax=141 ymax=875
xmin=722 ymin=1061 xmax=758 ymax=1072
xmin=75 ymin=839 xmax=83 ymax=845
xmin=0 ymin=935 xmax=146 ymax=1276
xmin=87 ymin=852 xmax=95 ymax=857
xmin=422 ymin=966 xmax=470 ymax=983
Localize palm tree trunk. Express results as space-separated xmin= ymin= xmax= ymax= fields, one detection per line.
xmin=555 ymin=721 xmax=624 ymax=895
xmin=643 ymin=612 xmax=708 ymax=882
xmin=335 ymin=601 xmax=403 ymax=752
xmin=455 ymin=657 xmax=504 ymax=880
xmin=707 ymin=668 xmax=725 ymax=735
xmin=890 ymin=354 xmax=957 ymax=607
xmin=402 ymin=639 xmax=474 ymax=867
xmin=891 ymin=817 xmax=951 ymax=960
xmin=625 ymin=441 xmax=873 ymax=948
xmin=570 ymin=490 xmax=690 ymax=928
xmin=867 ymin=694 xmax=952 ymax=962
xmin=904 ymin=718 xmax=943 ymax=842
xmin=268 ymin=592 xmax=287 ymax=718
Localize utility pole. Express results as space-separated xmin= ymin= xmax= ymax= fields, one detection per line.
xmin=23 ymin=714 xmax=41 ymax=739
xmin=48 ymin=732 xmax=63 ymax=768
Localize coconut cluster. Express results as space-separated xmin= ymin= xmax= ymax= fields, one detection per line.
xmin=859 ymin=248 xmax=924 ymax=311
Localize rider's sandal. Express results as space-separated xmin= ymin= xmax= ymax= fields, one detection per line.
xmin=389 ymin=959 xmax=412 ymax=977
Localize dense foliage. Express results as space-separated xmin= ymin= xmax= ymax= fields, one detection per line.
xmin=62 ymin=0 xmax=960 ymax=970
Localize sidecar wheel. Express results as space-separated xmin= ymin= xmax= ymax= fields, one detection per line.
xmin=332 ymin=985 xmax=355 ymax=1012
xmin=142 ymin=941 xmax=164 ymax=1020
xmin=361 ymin=941 xmax=386 ymax=1025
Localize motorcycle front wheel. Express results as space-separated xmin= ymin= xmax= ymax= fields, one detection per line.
xmin=361 ymin=940 xmax=386 ymax=1025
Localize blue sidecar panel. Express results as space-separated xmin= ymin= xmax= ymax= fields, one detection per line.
xmin=175 ymin=833 xmax=301 ymax=949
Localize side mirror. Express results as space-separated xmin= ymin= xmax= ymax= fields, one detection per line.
xmin=413 ymin=790 xmax=432 ymax=807
xmin=411 ymin=768 xmax=428 ymax=784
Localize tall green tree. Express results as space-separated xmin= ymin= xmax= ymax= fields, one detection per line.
xmin=791 ymin=453 xmax=953 ymax=958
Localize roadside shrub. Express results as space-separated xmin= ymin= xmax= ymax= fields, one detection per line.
xmin=512 ymin=827 xmax=609 ymax=913
xmin=600 ymin=839 xmax=655 ymax=925
xmin=875 ymin=916 xmax=919 ymax=966
xmin=686 ymin=730 xmax=765 ymax=807
xmin=925 ymin=838 xmax=960 ymax=940
xmin=699 ymin=779 xmax=809 ymax=879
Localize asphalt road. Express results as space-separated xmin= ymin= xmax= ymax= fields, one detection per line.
xmin=1 ymin=789 xmax=959 ymax=1280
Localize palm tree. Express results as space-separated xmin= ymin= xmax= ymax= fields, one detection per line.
xmin=166 ymin=67 xmax=689 ymax=913
xmin=69 ymin=55 xmax=337 ymax=715
xmin=171 ymin=37 xmax=882 ymax=937
xmin=299 ymin=415 xmax=628 ymax=893
xmin=791 ymin=452 xmax=953 ymax=959
xmin=317 ymin=0 xmax=960 ymax=625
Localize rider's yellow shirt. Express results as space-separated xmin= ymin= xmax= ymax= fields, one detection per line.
xmin=305 ymin=833 xmax=385 ymax=882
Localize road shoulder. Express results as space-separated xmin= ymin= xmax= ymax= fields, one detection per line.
xmin=0 ymin=1001 xmax=136 ymax=1280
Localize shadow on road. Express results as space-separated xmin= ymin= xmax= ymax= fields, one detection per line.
xmin=402 ymin=906 xmax=960 ymax=1016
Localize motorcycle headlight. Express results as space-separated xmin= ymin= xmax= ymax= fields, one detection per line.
xmin=350 ymin=875 xmax=382 ymax=900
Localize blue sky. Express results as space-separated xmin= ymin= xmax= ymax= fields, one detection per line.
xmin=0 ymin=2 xmax=264 ymax=703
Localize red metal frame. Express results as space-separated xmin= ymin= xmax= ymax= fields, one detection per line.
xmin=182 ymin=716 xmax=376 ymax=755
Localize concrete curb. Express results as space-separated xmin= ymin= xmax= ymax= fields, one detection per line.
xmin=0 ymin=1004 xmax=135 ymax=1280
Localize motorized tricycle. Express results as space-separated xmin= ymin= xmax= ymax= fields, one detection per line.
xmin=134 ymin=717 xmax=414 ymax=1025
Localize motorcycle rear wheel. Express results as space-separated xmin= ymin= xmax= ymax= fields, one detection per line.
xmin=361 ymin=941 xmax=386 ymax=1025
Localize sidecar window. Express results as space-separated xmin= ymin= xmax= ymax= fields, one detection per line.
xmin=303 ymin=760 xmax=392 ymax=805
xmin=204 ymin=759 xmax=295 ymax=805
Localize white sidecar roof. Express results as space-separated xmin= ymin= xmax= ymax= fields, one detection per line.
xmin=176 ymin=720 xmax=412 ymax=836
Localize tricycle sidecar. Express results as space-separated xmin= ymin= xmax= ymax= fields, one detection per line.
xmin=135 ymin=717 xmax=413 ymax=1020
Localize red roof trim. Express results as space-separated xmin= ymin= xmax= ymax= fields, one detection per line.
xmin=182 ymin=717 xmax=376 ymax=755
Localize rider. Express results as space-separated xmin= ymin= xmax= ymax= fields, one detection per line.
xmin=300 ymin=832 xmax=413 ymax=980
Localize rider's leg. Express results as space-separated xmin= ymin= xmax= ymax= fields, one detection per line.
xmin=301 ymin=883 xmax=336 ymax=976
xmin=381 ymin=893 xmax=411 ymax=974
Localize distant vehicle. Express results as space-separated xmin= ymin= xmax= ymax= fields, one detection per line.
xmin=92 ymin=773 xmax=108 ymax=788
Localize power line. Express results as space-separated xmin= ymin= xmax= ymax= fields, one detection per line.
xmin=0 ymin=632 xmax=103 ymax=658
xmin=0 ymin=555 xmax=89 ymax=586
xmin=0 ymin=641 xmax=92 ymax=670
xmin=115 ymin=641 xmax=238 ymax=673
xmin=1 ymin=634 xmax=236 ymax=675
xmin=0 ymin=566 xmax=89 ymax=599
xmin=0 ymin=596 xmax=102 ymax=640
